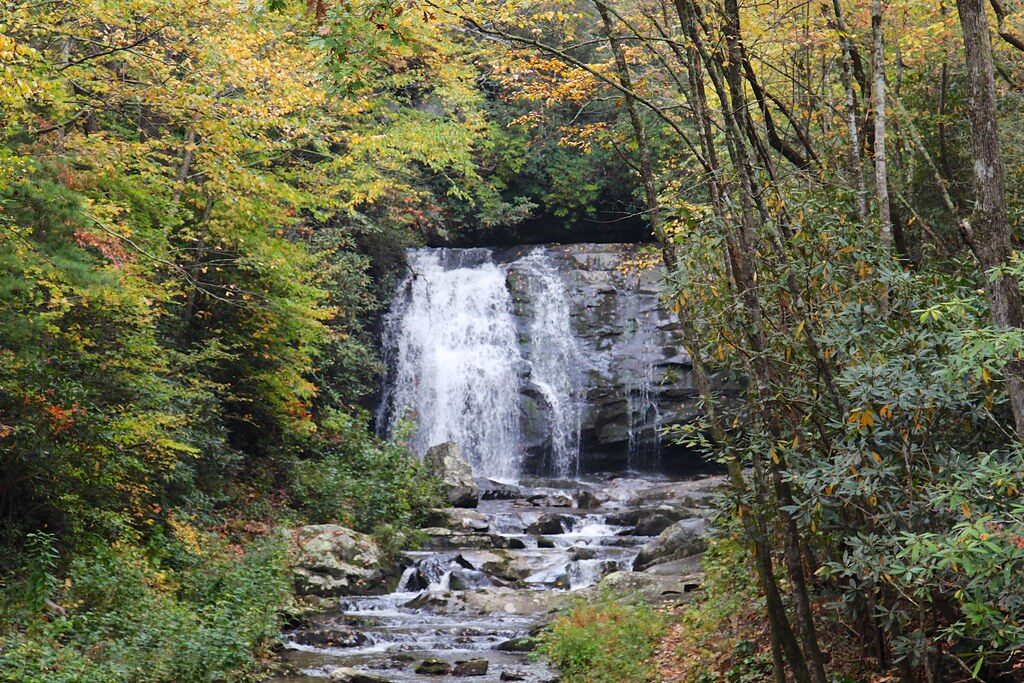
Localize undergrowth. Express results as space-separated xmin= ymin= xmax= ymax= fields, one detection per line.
xmin=0 ymin=532 xmax=291 ymax=682
xmin=536 ymin=592 xmax=669 ymax=683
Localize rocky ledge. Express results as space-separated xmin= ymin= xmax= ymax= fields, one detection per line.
xmin=499 ymin=243 xmax=731 ymax=473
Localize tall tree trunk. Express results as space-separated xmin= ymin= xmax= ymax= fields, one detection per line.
xmin=828 ymin=0 xmax=869 ymax=223
xmin=595 ymin=1 xmax=668 ymax=257
xmin=871 ymin=0 xmax=894 ymax=251
xmin=956 ymin=0 xmax=1024 ymax=436
xmin=605 ymin=3 xmax=806 ymax=681
xmin=675 ymin=2 xmax=827 ymax=680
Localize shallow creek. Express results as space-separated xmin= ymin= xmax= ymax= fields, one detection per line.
xmin=275 ymin=473 xmax=710 ymax=682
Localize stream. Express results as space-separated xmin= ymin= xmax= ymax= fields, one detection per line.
xmin=276 ymin=473 xmax=717 ymax=682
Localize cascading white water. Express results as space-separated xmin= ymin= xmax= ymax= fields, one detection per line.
xmin=379 ymin=244 xmax=675 ymax=479
xmin=512 ymin=249 xmax=587 ymax=478
xmin=378 ymin=247 xmax=591 ymax=480
xmin=619 ymin=280 xmax=663 ymax=470
xmin=378 ymin=248 xmax=523 ymax=481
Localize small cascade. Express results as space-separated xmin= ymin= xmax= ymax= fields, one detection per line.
xmin=619 ymin=281 xmax=663 ymax=470
xmin=512 ymin=249 xmax=587 ymax=478
xmin=378 ymin=248 xmax=523 ymax=481
xmin=278 ymin=473 xmax=717 ymax=683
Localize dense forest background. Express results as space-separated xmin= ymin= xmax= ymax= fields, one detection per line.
xmin=4 ymin=0 xmax=1024 ymax=680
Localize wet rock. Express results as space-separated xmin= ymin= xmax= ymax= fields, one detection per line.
xmin=426 ymin=507 xmax=489 ymax=532
xmin=525 ymin=491 xmax=573 ymax=507
xmin=496 ymin=635 xmax=536 ymax=652
xmin=605 ymin=507 xmax=645 ymax=526
xmin=461 ymin=587 xmax=566 ymax=615
xmin=403 ymin=591 xmax=457 ymax=610
xmin=414 ymin=658 xmax=453 ymax=675
xmin=536 ymin=536 xmax=556 ymax=548
xmin=398 ymin=566 xmax=432 ymax=592
xmin=632 ymin=518 xmax=708 ymax=570
xmin=452 ymin=659 xmax=489 ymax=676
xmin=525 ymin=513 xmax=573 ymax=535
xmin=425 ymin=442 xmax=478 ymax=508
xmin=569 ymin=546 xmax=599 ymax=560
xmin=525 ymin=570 xmax=570 ymax=589
xmin=574 ymin=489 xmax=610 ymax=509
xmin=283 ymin=524 xmax=384 ymax=597
xmin=456 ymin=550 xmax=513 ymax=578
xmin=328 ymin=667 xmax=392 ymax=682
xmin=500 ymin=243 xmax=720 ymax=470
xmin=500 ymin=671 xmax=527 ymax=681
xmin=478 ymin=478 xmax=522 ymax=500
xmin=292 ymin=626 xmax=368 ymax=648
xmin=620 ymin=505 xmax=690 ymax=536
xmin=449 ymin=568 xmax=497 ymax=590
xmin=423 ymin=532 xmax=524 ymax=551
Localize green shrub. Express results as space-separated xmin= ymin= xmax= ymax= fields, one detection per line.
xmin=289 ymin=410 xmax=440 ymax=533
xmin=0 ymin=536 xmax=290 ymax=682
xmin=536 ymin=594 xmax=668 ymax=683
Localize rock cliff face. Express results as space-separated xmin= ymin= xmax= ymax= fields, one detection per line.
xmin=498 ymin=244 xmax=702 ymax=472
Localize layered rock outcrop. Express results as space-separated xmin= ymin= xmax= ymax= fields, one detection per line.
xmin=500 ymin=243 xmax=710 ymax=472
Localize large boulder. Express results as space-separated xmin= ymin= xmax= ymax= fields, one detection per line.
xmin=422 ymin=531 xmax=526 ymax=551
xmin=292 ymin=625 xmax=369 ymax=648
xmin=607 ymin=505 xmax=690 ymax=535
xmin=457 ymin=550 xmax=513 ymax=577
xmin=415 ymin=658 xmax=452 ymax=675
xmin=329 ymin=667 xmax=392 ymax=682
xmin=596 ymin=570 xmax=701 ymax=604
xmin=461 ymin=587 xmax=567 ymax=615
xmin=452 ymin=659 xmax=489 ymax=676
xmin=284 ymin=524 xmax=384 ymax=596
xmin=632 ymin=518 xmax=708 ymax=570
xmin=525 ymin=513 xmax=574 ymax=535
xmin=425 ymin=442 xmax=478 ymax=508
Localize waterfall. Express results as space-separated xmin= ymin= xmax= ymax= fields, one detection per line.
xmin=378 ymin=248 xmax=523 ymax=481
xmin=512 ymin=250 xmax=587 ymax=478
xmin=618 ymin=277 xmax=663 ymax=470
xmin=378 ymin=244 xmax=685 ymax=479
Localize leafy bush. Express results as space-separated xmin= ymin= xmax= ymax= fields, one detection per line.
xmin=0 ymin=536 xmax=290 ymax=682
xmin=536 ymin=594 xmax=668 ymax=683
xmin=288 ymin=410 xmax=440 ymax=534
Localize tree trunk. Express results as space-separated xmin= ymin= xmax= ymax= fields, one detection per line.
xmin=674 ymin=1 xmax=828 ymax=680
xmin=956 ymin=0 xmax=1024 ymax=436
xmin=829 ymin=0 xmax=869 ymax=223
xmin=595 ymin=1 xmax=667 ymax=256
xmin=871 ymin=0 xmax=894 ymax=251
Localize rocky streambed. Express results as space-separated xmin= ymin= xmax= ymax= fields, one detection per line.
xmin=274 ymin=459 xmax=721 ymax=682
